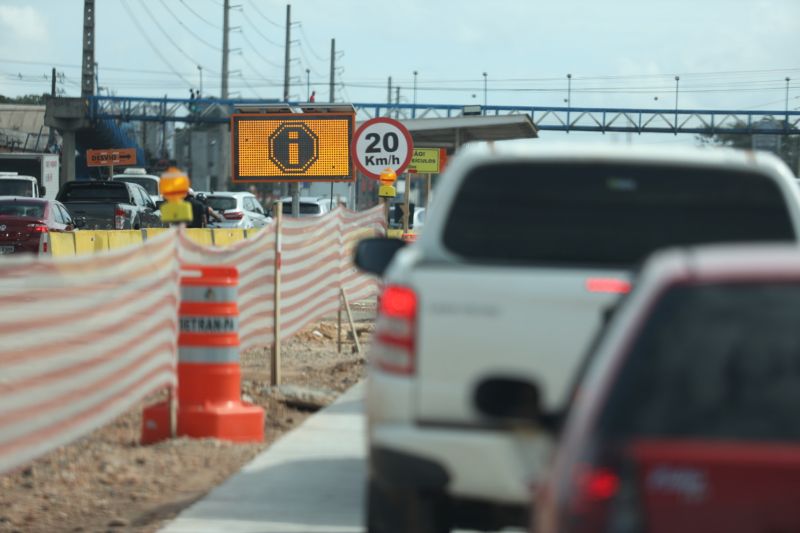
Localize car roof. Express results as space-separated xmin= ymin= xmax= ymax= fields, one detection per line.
xmin=112 ymin=173 xmax=160 ymax=180
xmin=457 ymin=140 xmax=791 ymax=170
xmin=0 ymin=196 xmax=48 ymax=203
xmin=280 ymin=196 xmax=327 ymax=203
xmin=208 ymin=191 xmax=253 ymax=198
xmin=640 ymin=244 xmax=800 ymax=289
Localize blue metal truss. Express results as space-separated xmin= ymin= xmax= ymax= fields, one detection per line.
xmin=86 ymin=96 xmax=800 ymax=136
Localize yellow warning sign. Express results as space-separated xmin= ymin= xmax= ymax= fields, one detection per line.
xmin=232 ymin=113 xmax=354 ymax=182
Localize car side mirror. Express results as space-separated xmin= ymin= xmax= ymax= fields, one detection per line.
xmin=354 ymin=237 xmax=406 ymax=276
xmin=74 ymin=216 xmax=87 ymax=229
xmin=39 ymin=185 xmax=46 ymax=198
xmin=474 ymin=377 xmax=545 ymax=428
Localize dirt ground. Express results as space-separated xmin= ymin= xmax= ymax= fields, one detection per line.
xmin=0 ymin=304 xmax=375 ymax=533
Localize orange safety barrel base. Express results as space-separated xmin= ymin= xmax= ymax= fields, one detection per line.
xmin=141 ymin=401 xmax=171 ymax=445
xmin=177 ymin=362 xmax=241 ymax=406
xmin=178 ymin=401 xmax=264 ymax=443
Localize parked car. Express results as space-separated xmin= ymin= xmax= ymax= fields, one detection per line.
xmin=355 ymin=143 xmax=800 ymax=533
xmin=56 ymin=180 xmax=162 ymax=230
xmin=0 ymin=196 xmax=84 ymax=255
xmin=280 ymin=196 xmax=331 ymax=217
xmin=206 ymin=191 xmax=270 ymax=229
xmin=509 ymin=245 xmax=800 ymax=533
xmin=111 ymin=167 xmax=162 ymax=204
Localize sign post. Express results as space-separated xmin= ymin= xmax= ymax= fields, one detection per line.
xmin=353 ymin=117 xmax=413 ymax=223
xmin=86 ymin=148 xmax=138 ymax=179
xmin=231 ymin=113 xmax=355 ymax=183
xmin=352 ymin=117 xmax=413 ymax=180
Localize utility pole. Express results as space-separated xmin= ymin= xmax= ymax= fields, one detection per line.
xmin=221 ymin=0 xmax=230 ymax=98
xmin=80 ymin=0 xmax=95 ymax=97
xmin=51 ymin=68 xmax=57 ymax=97
xmin=387 ymin=76 xmax=392 ymax=116
xmin=329 ymin=38 xmax=335 ymax=103
xmin=283 ymin=4 xmax=291 ymax=102
xmin=282 ymin=4 xmax=298 ymax=217
xmin=395 ymin=86 xmax=400 ymax=119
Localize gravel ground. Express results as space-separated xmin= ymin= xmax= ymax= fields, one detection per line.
xmin=0 ymin=303 xmax=375 ymax=533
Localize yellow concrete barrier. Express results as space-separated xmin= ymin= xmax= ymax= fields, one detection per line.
xmin=75 ymin=231 xmax=109 ymax=255
xmin=212 ymin=229 xmax=246 ymax=246
xmin=107 ymin=230 xmax=143 ymax=250
xmin=184 ymin=228 xmax=215 ymax=246
xmin=143 ymin=228 xmax=168 ymax=241
xmin=49 ymin=233 xmax=76 ymax=257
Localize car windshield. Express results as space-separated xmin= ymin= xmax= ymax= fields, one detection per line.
xmin=600 ymin=283 xmax=800 ymax=442
xmin=283 ymin=202 xmax=322 ymax=215
xmin=0 ymin=180 xmax=34 ymax=197
xmin=113 ymin=177 xmax=159 ymax=196
xmin=207 ymin=196 xmax=237 ymax=211
xmin=0 ymin=201 xmax=44 ymax=218
xmin=444 ymin=163 xmax=795 ymax=268
xmin=59 ymin=185 xmax=129 ymax=202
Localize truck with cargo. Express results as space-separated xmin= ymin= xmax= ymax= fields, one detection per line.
xmin=0 ymin=152 xmax=59 ymax=200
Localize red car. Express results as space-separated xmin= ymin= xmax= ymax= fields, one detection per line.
xmin=0 ymin=196 xmax=83 ymax=255
xmin=476 ymin=245 xmax=800 ymax=533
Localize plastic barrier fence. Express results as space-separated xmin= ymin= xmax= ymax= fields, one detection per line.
xmin=178 ymin=207 xmax=386 ymax=351
xmin=0 ymin=229 xmax=180 ymax=475
xmin=0 ymin=207 xmax=384 ymax=474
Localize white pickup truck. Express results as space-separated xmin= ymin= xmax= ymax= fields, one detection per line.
xmin=356 ymin=143 xmax=800 ymax=533
xmin=0 ymin=172 xmax=46 ymax=199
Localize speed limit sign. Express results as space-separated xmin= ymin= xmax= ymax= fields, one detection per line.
xmin=352 ymin=117 xmax=413 ymax=179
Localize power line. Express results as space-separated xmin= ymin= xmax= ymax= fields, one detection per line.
xmin=238 ymin=29 xmax=283 ymax=68
xmin=239 ymin=53 xmax=280 ymax=86
xmin=245 ymin=0 xmax=284 ymax=28
xmin=120 ymin=0 xmax=193 ymax=87
xmin=158 ymin=0 xmax=221 ymax=51
xmin=241 ymin=14 xmax=282 ymax=47
xmin=137 ymin=0 xmax=217 ymax=74
xmin=297 ymin=43 xmax=325 ymax=77
xmin=178 ymin=0 xmax=221 ymax=29
xmin=296 ymin=23 xmax=328 ymax=62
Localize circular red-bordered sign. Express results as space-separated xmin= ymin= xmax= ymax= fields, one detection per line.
xmin=352 ymin=117 xmax=414 ymax=180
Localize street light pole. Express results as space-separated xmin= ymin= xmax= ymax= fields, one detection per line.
xmin=567 ymin=73 xmax=572 ymax=133
xmin=197 ymin=65 xmax=203 ymax=97
xmin=306 ymin=68 xmax=310 ymax=101
xmin=413 ymin=70 xmax=418 ymax=118
xmin=674 ymin=75 xmax=680 ymax=135
xmin=482 ymin=72 xmax=487 ymax=114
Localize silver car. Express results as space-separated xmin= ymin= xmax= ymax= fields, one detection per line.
xmin=206 ymin=192 xmax=271 ymax=229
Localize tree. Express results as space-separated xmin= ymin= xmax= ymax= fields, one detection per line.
xmin=697 ymin=119 xmax=800 ymax=175
xmin=0 ymin=94 xmax=48 ymax=105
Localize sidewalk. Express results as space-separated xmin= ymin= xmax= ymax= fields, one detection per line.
xmin=160 ymin=384 xmax=366 ymax=533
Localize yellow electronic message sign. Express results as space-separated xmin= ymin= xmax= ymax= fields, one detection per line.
xmin=231 ymin=113 xmax=354 ymax=182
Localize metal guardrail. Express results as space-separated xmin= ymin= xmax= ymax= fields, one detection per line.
xmin=86 ymin=95 xmax=800 ymax=135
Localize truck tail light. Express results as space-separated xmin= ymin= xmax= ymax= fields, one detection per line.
xmin=115 ymin=208 xmax=126 ymax=230
xmin=224 ymin=210 xmax=244 ymax=220
xmin=373 ymin=285 xmax=417 ymax=375
xmin=585 ymin=278 xmax=631 ymax=294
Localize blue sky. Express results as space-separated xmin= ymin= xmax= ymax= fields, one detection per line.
xmin=1 ymin=0 xmax=798 ymax=143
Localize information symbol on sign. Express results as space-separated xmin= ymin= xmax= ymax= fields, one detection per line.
xmin=269 ymin=122 xmax=319 ymax=173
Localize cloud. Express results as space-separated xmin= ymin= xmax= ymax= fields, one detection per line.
xmin=0 ymin=5 xmax=47 ymax=43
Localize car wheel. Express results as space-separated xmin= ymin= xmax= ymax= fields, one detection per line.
xmin=366 ymin=479 xmax=450 ymax=533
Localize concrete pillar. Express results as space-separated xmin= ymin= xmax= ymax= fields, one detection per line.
xmin=61 ymin=129 xmax=77 ymax=187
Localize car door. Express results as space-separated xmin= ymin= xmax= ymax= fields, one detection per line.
xmin=243 ymin=197 xmax=260 ymax=228
xmin=248 ymin=197 xmax=268 ymax=227
xmin=50 ymin=202 xmax=68 ymax=232
xmin=134 ymin=186 xmax=159 ymax=227
xmin=56 ymin=204 xmax=76 ymax=231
